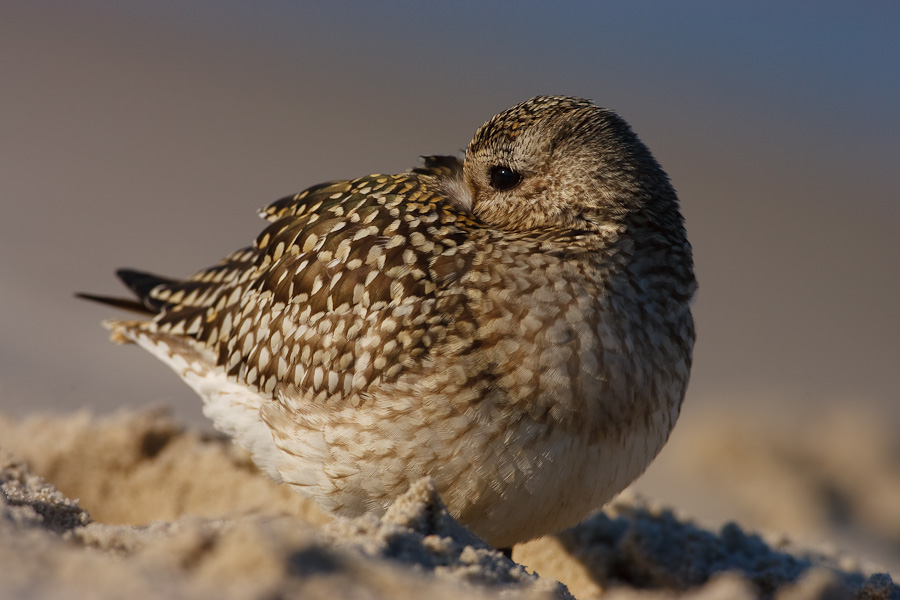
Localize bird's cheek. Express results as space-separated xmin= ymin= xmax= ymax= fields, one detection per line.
xmin=469 ymin=187 xmax=495 ymax=215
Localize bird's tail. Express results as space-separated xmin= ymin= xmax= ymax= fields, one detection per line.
xmin=77 ymin=269 xmax=181 ymax=343
xmin=77 ymin=269 xmax=177 ymax=314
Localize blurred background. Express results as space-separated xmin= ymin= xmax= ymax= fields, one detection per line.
xmin=2 ymin=0 xmax=898 ymax=573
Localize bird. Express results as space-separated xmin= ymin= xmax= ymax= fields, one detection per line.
xmin=79 ymin=96 xmax=696 ymax=550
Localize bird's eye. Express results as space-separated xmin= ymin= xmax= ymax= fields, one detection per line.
xmin=488 ymin=166 xmax=522 ymax=191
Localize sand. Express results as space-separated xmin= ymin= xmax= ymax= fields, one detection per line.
xmin=1 ymin=406 xmax=897 ymax=600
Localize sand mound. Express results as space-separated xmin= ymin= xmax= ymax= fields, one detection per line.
xmin=1 ymin=408 xmax=896 ymax=599
xmin=661 ymin=405 xmax=900 ymax=561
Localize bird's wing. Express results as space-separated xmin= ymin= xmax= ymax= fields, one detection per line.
xmin=104 ymin=170 xmax=479 ymax=407
xmin=409 ymin=154 xmax=464 ymax=179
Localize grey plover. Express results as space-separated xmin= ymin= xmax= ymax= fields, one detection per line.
xmin=80 ymin=96 xmax=696 ymax=548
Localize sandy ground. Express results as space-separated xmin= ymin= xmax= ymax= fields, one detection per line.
xmin=1 ymin=406 xmax=897 ymax=600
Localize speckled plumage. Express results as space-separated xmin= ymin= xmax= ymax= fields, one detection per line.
xmin=85 ymin=96 xmax=696 ymax=548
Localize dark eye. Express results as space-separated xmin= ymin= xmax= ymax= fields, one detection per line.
xmin=488 ymin=165 xmax=522 ymax=191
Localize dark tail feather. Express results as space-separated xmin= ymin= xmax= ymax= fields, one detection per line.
xmin=77 ymin=268 xmax=179 ymax=315
xmin=115 ymin=268 xmax=178 ymax=310
xmin=75 ymin=292 xmax=157 ymax=315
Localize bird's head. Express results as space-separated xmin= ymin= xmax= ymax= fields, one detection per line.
xmin=462 ymin=96 xmax=682 ymax=238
